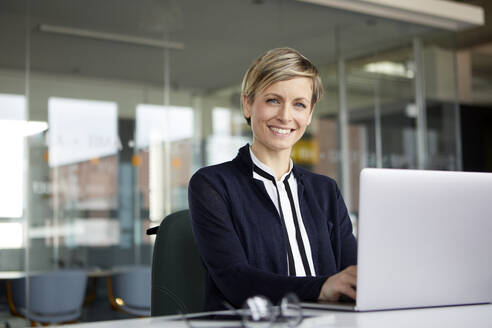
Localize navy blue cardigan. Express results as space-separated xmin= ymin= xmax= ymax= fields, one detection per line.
xmin=188 ymin=144 xmax=357 ymax=310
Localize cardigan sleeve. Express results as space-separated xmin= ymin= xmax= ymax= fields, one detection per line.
xmin=335 ymin=183 xmax=358 ymax=269
xmin=188 ymin=170 xmax=328 ymax=307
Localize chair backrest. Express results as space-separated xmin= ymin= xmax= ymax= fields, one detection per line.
xmin=151 ymin=209 xmax=205 ymax=316
xmin=111 ymin=265 xmax=151 ymax=314
xmin=10 ymin=269 xmax=87 ymax=319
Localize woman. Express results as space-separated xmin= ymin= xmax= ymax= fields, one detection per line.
xmin=188 ymin=48 xmax=357 ymax=311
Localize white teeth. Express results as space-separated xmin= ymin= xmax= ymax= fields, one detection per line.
xmin=270 ymin=127 xmax=290 ymax=134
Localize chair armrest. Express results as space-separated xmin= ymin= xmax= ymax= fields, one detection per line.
xmin=146 ymin=226 xmax=159 ymax=235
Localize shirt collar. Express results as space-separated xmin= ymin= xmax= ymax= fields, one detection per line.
xmin=249 ymin=146 xmax=293 ymax=182
xmin=233 ymin=144 xmax=304 ymax=181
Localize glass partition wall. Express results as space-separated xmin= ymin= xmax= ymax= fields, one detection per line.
xmin=0 ymin=0 xmax=459 ymax=323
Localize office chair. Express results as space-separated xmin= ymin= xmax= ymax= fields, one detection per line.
xmin=106 ymin=265 xmax=151 ymax=316
xmin=147 ymin=209 xmax=205 ymax=316
xmin=6 ymin=269 xmax=87 ymax=325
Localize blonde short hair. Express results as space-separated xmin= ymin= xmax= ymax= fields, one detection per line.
xmin=241 ymin=47 xmax=323 ymax=125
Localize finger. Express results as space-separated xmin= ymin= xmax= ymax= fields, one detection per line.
xmin=341 ymin=273 xmax=357 ymax=287
xmin=329 ymin=290 xmax=341 ymax=302
xmin=339 ymin=284 xmax=356 ymax=301
xmin=321 ymin=284 xmax=340 ymax=302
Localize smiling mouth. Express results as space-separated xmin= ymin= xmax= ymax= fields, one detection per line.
xmin=270 ymin=126 xmax=293 ymax=135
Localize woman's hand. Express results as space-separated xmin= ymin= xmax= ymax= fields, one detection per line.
xmin=318 ymin=265 xmax=357 ymax=302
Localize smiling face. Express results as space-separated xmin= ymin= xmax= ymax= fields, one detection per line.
xmin=243 ymin=77 xmax=314 ymax=157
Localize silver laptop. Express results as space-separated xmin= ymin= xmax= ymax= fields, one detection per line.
xmin=303 ymin=168 xmax=492 ymax=311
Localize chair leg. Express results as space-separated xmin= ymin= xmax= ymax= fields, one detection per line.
xmin=7 ymin=281 xmax=43 ymax=327
xmin=5 ymin=281 xmax=21 ymax=317
xmin=105 ymin=277 xmax=120 ymax=311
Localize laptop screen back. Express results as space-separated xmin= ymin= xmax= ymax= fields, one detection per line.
xmin=356 ymin=168 xmax=492 ymax=311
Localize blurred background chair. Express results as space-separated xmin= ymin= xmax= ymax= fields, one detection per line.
xmin=6 ymin=269 xmax=87 ymax=325
xmin=106 ymin=265 xmax=151 ymax=317
xmin=148 ymin=209 xmax=205 ymax=316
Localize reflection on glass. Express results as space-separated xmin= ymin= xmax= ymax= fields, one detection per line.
xmin=28 ymin=97 xmax=122 ymax=272
xmin=313 ymin=117 xmax=339 ymax=181
xmin=343 ymin=45 xmax=417 ymax=213
xmin=364 ymin=61 xmax=414 ymax=79
xmin=135 ymin=104 xmax=195 ymax=221
xmin=0 ymin=93 xmax=25 ymax=120
xmin=28 ymin=218 xmax=120 ymax=248
xmin=48 ymin=97 xmax=119 ymax=167
xmin=213 ymin=107 xmax=232 ymax=136
xmin=136 ymin=104 xmax=193 ymax=148
xmin=207 ymin=107 xmax=251 ymax=166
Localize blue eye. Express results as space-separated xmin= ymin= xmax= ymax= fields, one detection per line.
xmin=295 ymin=102 xmax=307 ymax=109
xmin=266 ymin=98 xmax=280 ymax=104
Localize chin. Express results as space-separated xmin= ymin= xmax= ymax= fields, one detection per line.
xmin=266 ymin=141 xmax=295 ymax=152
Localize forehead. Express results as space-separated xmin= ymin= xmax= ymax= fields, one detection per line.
xmin=260 ymin=77 xmax=313 ymax=97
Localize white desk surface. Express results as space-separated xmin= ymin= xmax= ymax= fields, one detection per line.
xmin=66 ymin=304 xmax=492 ymax=328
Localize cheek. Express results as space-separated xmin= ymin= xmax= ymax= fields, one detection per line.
xmin=251 ymin=105 xmax=270 ymax=122
xmin=295 ymin=112 xmax=312 ymax=127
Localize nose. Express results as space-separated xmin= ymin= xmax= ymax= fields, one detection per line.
xmin=277 ymin=104 xmax=292 ymax=123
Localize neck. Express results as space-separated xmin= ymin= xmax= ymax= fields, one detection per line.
xmin=251 ymin=142 xmax=291 ymax=181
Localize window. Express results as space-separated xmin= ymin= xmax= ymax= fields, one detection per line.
xmin=0 ymin=94 xmax=26 ymax=218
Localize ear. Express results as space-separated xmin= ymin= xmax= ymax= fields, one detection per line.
xmin=242 ymin=95 xmax=251 ymax=120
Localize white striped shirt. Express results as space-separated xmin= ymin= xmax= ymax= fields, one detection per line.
xmin=250 ymin=148 xmax=316 ymax=277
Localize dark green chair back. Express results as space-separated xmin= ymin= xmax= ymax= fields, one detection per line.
xmin=150 ymin=209 xmax=205 ymax=316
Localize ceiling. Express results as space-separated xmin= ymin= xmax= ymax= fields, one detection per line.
xmin=454 ymin=0 xmax=492 ymax=48
xmin=0 ymin=0 xmax=440 ymax=93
